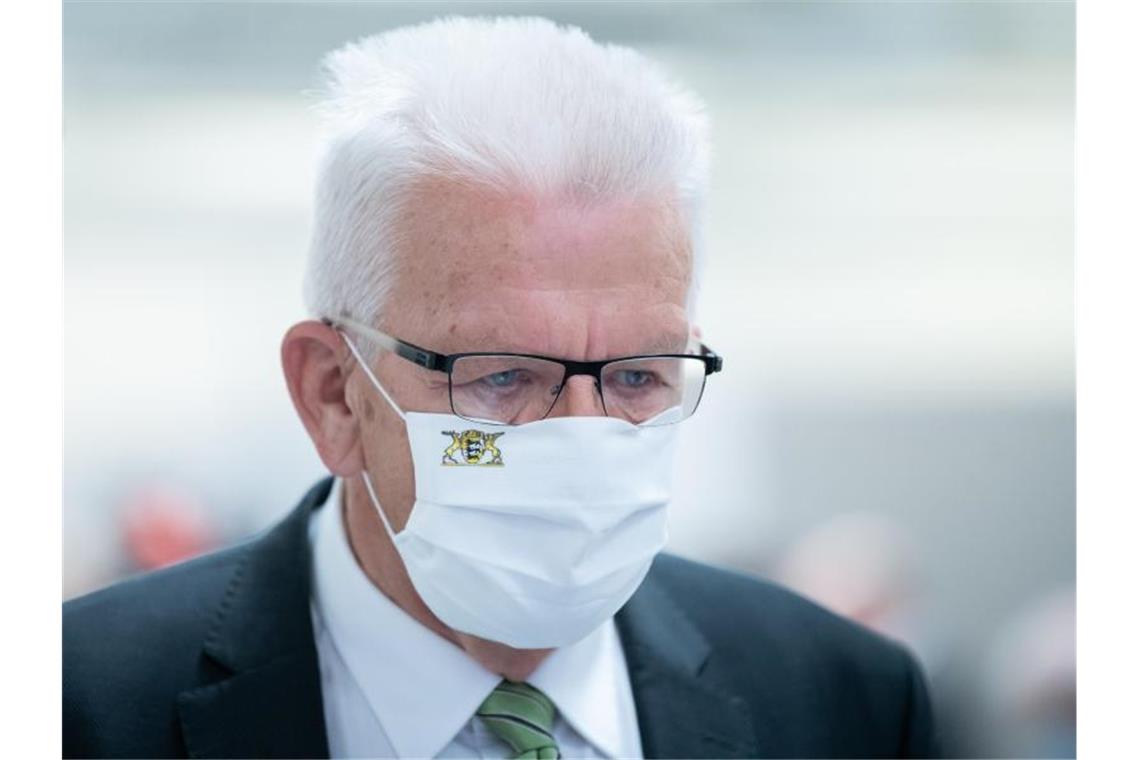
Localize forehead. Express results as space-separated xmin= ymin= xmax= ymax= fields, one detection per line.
xmin=386 ymin=177 xmax=692 ymax=358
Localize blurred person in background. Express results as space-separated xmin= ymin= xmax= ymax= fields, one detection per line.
xmin=979 ymin=589 xmax=1075 ymax=758
xmin=776 ymin=511 xmax=944 ymax=673
xmin=64 ymin=16 xmax=938 ymax=759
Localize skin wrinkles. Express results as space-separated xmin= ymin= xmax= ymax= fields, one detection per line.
xmin=446 ymin=293 xmax=688 ymax=359
xmin=281 ymin=175 xmax=695 ymax=682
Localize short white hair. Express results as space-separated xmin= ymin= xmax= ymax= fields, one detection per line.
xmin=303 ymin=15 xmax=711 ymax=331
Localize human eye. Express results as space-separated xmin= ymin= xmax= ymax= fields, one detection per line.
xmin=612 ymin=369 xmax=658 ymax=389
xmin=604 ymin=358 xmax=682 ymax=398
xmin=473 ymin=367 xmax=534 ymax=393
xmin=482 ymin=369 xmax=523 ymax=388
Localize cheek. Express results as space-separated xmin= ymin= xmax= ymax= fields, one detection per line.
xmin=368 ymin=394 xmax=408 ymax=439
xmin=348 ymin=376 xmax=400 ymax=441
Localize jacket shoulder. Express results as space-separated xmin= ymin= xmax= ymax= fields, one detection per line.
xmin=647 ymin=553 xmax=939 ymax=757
xmin=650 ymin=552 xmax=902 ymax=659
xmin=64 ymin=539 xmax=248 ymax=659
xmin=63 ymin=541 xmax=250 ymax=757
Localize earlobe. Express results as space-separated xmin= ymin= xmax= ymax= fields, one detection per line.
xmin=281 ymin=321 xmax=365 ymax=476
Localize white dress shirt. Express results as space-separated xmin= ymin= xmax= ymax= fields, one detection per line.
xmin=308 ymin=477 xmax=644 ymax=759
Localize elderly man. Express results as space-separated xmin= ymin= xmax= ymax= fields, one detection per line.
xmin=64 ymin=16 xmax=938 ymax=759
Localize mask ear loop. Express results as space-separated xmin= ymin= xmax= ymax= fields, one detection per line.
xmin=336 ymin=328 xmax=407 ymax=422
xmin=334 ymin=327 xmax=405 ymax=540
xmin=359 ymin=469 xmax=398 ymax=540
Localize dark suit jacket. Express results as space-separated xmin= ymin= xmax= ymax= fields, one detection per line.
xmin=64 ymin=477 xmax=939 ymax=758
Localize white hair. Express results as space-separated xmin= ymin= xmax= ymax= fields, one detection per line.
xmin=303 ymin=15 xmax=711 ymax=332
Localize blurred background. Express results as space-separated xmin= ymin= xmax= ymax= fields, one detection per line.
xmin=64 ymin=2 xmax=1074 ymax=757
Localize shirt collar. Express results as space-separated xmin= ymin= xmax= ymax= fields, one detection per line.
xmin=529 ymin=617 xmax=641 ymax=759
xmin=310 ymin=476 xmax=635 ymax=759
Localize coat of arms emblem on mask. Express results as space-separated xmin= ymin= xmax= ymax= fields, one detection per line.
xmin=441 ymin=429 xmax=505 ymax=466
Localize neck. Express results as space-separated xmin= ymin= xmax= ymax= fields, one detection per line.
xmin=340 ymin=474 xmax=553 ymax=681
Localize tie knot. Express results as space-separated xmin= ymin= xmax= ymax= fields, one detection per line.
xmin=476 ymin=680 xmax=561 ymax=759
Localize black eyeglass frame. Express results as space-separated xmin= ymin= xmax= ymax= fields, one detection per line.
xmin=327 ymin=316 xmax=724 ymax=422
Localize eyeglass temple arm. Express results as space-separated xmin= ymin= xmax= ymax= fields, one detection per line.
xmin=324 ymin=316 xmax=445 ymax=371
xmin=699 ymin=342 xmax=724 ymax=374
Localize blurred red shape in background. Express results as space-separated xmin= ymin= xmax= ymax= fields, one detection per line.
xmin=120 ymin=485 xmax=219 ymax=571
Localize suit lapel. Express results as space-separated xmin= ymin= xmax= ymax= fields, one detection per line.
xmin=615 ymin=567 xmax=759 ymax=759
xmin=177 ymin=478 xmax=334 ymax=759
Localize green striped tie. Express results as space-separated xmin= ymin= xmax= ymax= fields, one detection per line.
xmin=476 ymin=680 xmax=562 ymax=759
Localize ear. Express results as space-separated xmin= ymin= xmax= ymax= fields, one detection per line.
xmin=281 ymin=320 xmax=365 ymax=476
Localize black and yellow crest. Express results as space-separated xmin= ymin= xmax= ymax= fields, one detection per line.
xmin=441 ymin=429 xmax=505 ymax=466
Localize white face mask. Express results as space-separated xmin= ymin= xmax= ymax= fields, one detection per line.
xmin=342 ymin=333 xmax=680 ymax=649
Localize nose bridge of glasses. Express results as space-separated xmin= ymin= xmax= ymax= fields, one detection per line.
xmin=546 ymin=373 xmax=606 ymax=418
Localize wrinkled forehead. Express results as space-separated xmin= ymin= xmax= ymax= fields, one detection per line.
xmin=384 ymin=178 xmax=693 ymax=358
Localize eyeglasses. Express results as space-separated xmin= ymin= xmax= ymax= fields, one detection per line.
xmin=327 ymin=317 xmax=723 ymax=427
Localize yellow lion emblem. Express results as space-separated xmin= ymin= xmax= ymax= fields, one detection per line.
xmin=441 ymin=429 xmax=505 ymax=466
